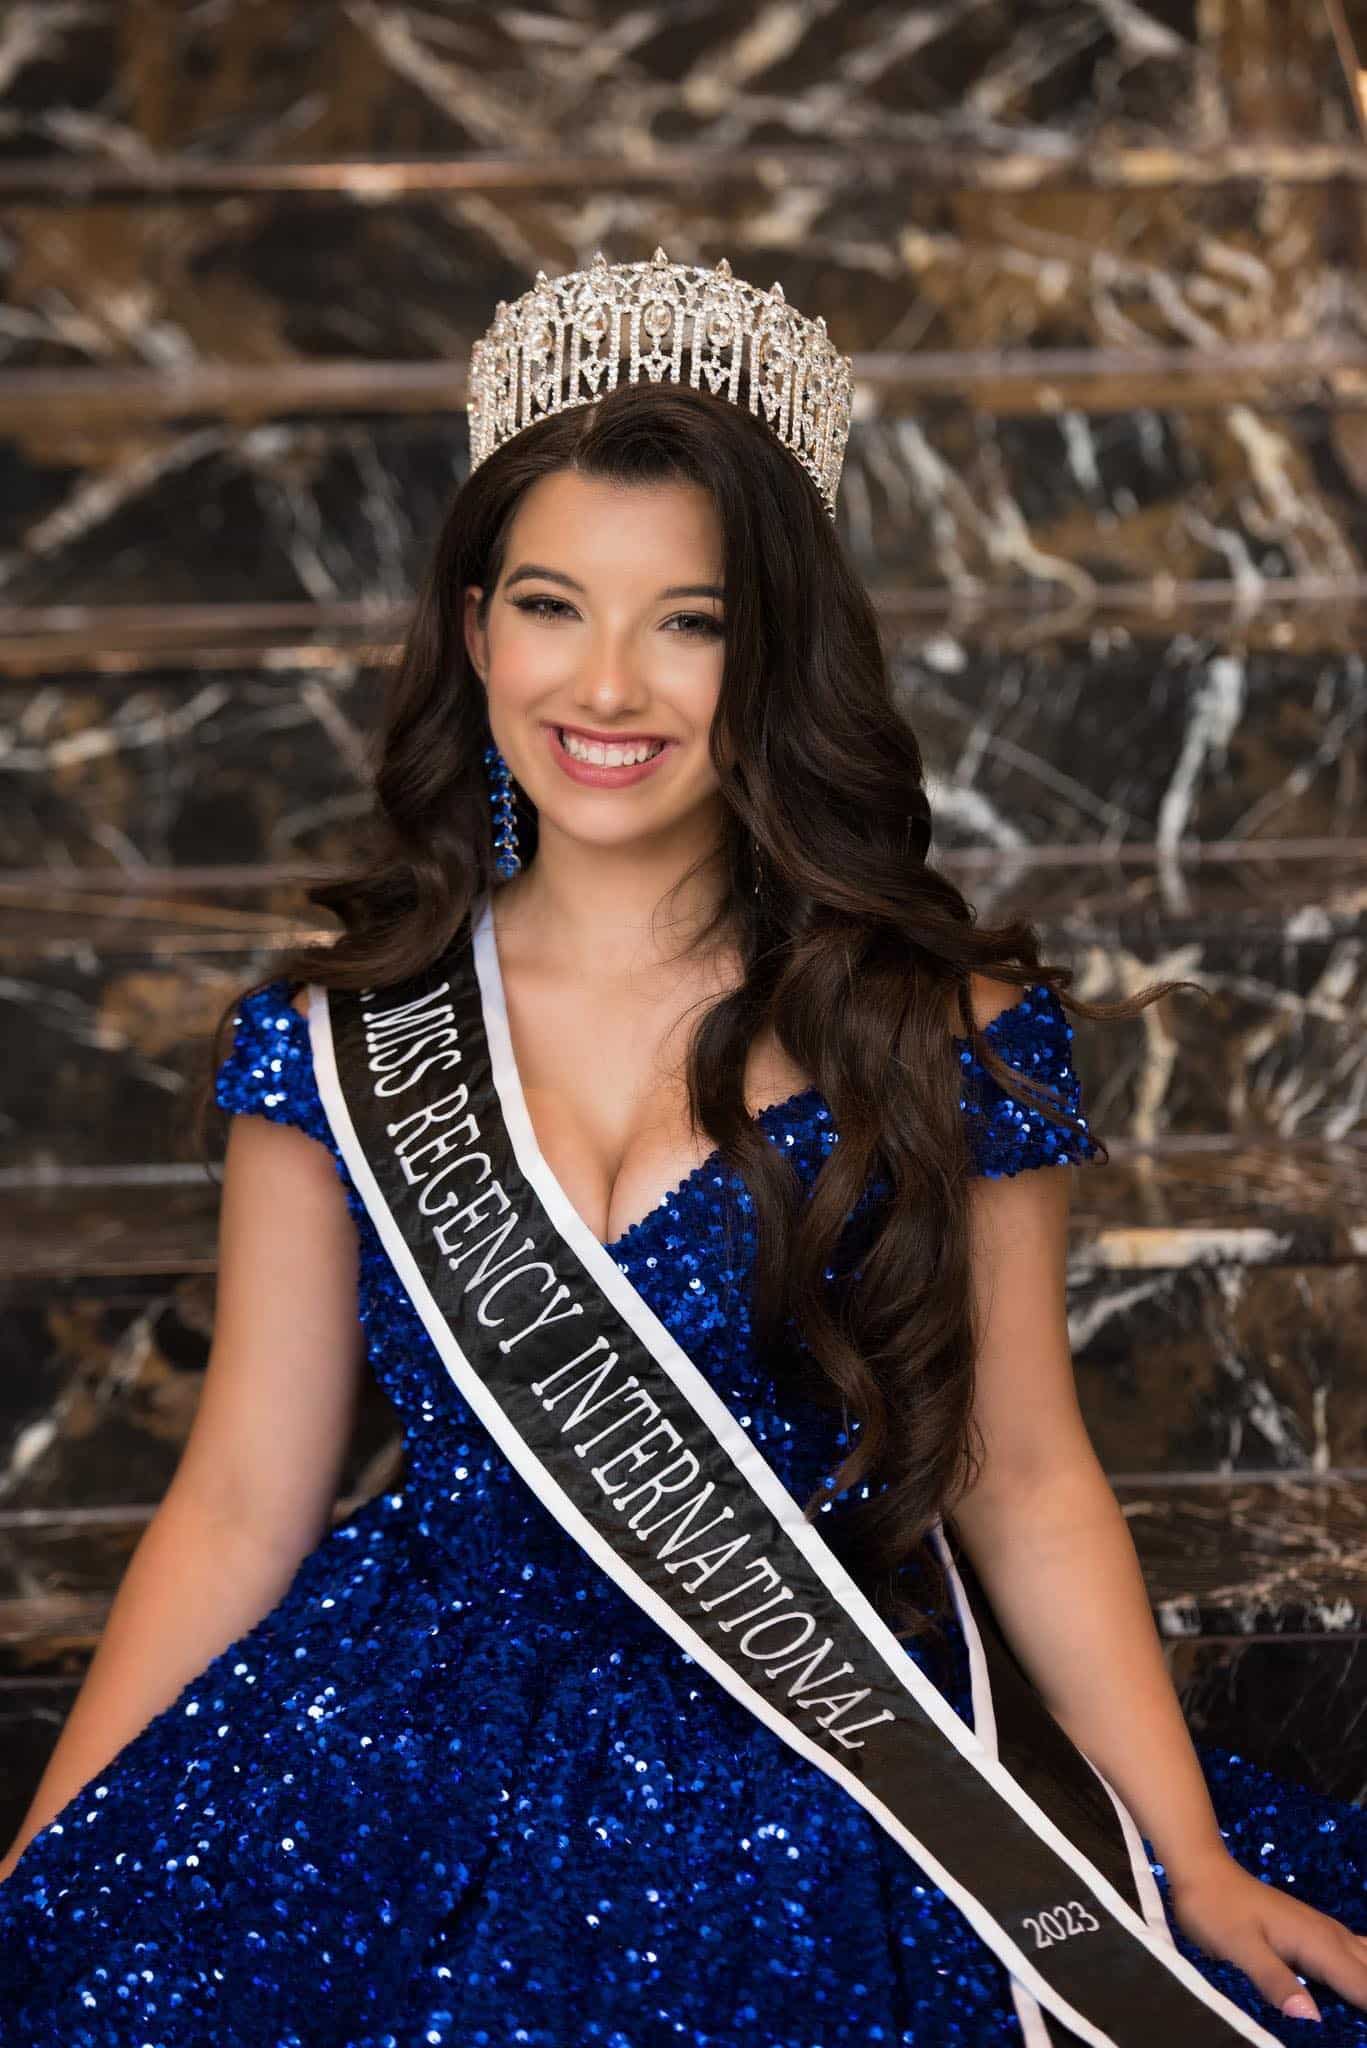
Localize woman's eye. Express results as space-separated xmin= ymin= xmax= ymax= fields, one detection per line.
xmin=511 ymin=596 xmax=722 ymax=638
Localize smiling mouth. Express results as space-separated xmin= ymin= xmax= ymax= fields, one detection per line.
xmin=553 ymin=726 xmax=672 ymax=763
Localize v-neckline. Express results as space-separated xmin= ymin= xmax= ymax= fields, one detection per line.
xmin=470 ymin=890 xmax=827 ymax=1256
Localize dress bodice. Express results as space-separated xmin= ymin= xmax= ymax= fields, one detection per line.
xmin=213 ymin=975 xmax=1098 ymax=1524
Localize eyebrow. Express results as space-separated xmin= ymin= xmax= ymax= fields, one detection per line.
xmin=504 ymin=563 xmax=725 ymax=602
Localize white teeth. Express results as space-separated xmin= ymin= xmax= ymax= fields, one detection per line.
xmin=558 ymin=729 xmax=666 ymax=767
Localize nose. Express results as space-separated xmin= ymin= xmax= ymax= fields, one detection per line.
xmin=569 ymin=624 xmax=650 ymax=714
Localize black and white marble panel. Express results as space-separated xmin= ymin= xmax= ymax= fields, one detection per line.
xmin=0 ymin=890 xmax=1360 ymax=1164
xmin=903 ymin=640 xmax=1367 ymax=853
xmin=0 ymin=183 xmax=1359 ymax=379
xmin=0 ymin=1259 xmax=403 ymax=1517
xmin=0 ymin=1686 xmax=76 ymax=1851
xmin=3 ymin=2 xmax=1353 ymax=172
xmin=2 ymin=639 xmax=1364 ymax=865
xmin=2 ymin=403 xmax=1365 ymax=622
xmin=1075 ymin=1261 xmax=1367 ymax=1473
xmin=1 ymin=1180 xmax=1361 ymax=1509
xmin=1167 ymin=1633 xmax=1367 ymax=1804
xmin=0 ymin=666 xmax=384 ymax=872
xmin=1112 ymin=1476 xmax=1367 ymax=1636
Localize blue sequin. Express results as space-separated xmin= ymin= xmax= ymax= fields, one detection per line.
xmin=956 ymin=983 xmax=1099 ymax=1179
xmin=1 ymin=983 xmax=1363 ymax=2044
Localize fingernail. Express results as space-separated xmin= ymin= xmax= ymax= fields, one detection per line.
xmin=1281 ymin=1990 xmax=1321 ymax=2022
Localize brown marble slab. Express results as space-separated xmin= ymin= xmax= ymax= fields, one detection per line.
xmin=1111 ymin=1475 xmax=1367 ymax=1636
xmin=2 ymin=1477 xmax=1362 ymax=1665
xmin=1 ymin=640 xmax=1363 ymax=865
xmin=2 ymin=1160 xmax=1364 ymax=1509
xmin=1069 ymin=1140 xmax=1367 ymax=1264
xmin=2 ymin=852 xmax=1361 ymax=945
xmin=8 ymin=345 xmax=1367 ymax=435
xmin=0 ymin=1259 xmax=404 ymax=1516
xmin=3 ymin=400 xmax=1366 ymax=621
xmin=1074 ymin=1260 xmax=1367 ymax=1473
xmin=0 ymin=1481 xmax=1360 ymax=1712
xmin=0 ymin=1682 xmax=78 ymax=1848
xmin=0 ymin=897 xmax=1360 ymax=1160
xmin=4 ymin=1141 xmax=1364 ymax=1282
xmin=1 ymin=2 xmax=1355 ymax=175
xmin=1167 ymin=1632 xmax=1367 ymax=1802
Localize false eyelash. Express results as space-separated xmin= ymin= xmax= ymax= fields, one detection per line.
xmin=510 ymin=595 xmax=723 ymax=637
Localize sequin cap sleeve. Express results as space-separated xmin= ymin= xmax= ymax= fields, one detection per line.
xmin=958 ymin=983 xmax=1100 ymax=1178
xmin=213 ymin=977 xmax=334 ymax=1149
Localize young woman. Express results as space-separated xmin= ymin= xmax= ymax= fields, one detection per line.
xmin=1 ymin=254 xmax=1363 ymax=2048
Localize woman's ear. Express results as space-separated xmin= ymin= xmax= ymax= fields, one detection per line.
xmin=463 ymin=585 xmax=487 ymax=685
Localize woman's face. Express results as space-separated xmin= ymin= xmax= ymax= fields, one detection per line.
xmin=463 ymin=469 xmax=728 ymax=858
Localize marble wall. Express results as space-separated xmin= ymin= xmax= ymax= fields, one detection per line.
xmin=1 ymin=0 xmax=1365 ymax=1825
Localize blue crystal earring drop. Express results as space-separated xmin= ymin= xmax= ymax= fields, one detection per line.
xmin=483 ymin=741 xmax=523 ymax=880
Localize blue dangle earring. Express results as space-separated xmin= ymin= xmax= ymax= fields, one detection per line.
xmin=483 ymin=741 xmax=523 ymax=880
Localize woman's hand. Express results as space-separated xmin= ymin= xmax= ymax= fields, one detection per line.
xmin=1168 ymin=1849 xmax=1367 ymax=2024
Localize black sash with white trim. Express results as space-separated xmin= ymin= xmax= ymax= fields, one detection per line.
xmin=306 ymin=898 xmax=1280 ymax=2048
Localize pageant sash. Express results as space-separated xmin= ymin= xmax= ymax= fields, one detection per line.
xmin=307 ymin=897 xmax=1282 ymax=2048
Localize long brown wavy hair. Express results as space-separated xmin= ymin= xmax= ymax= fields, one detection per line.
xmin=191 ymin=378 xmax=1186 ymax=1645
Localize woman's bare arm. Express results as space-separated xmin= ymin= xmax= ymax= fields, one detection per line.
xmin=942 ymin=974 xmax=1228 ymax=1879
xmin=945 ymin=1153 xmax=1230 ymax=1880
xmin=1 ymin=1052 xmax=365 ymax=1877
xmin=942 ymin=1095 xmax=1367 ymax=2021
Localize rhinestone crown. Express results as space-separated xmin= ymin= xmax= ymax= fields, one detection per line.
xmin=466 ymin=247 xmax=854 ymax=519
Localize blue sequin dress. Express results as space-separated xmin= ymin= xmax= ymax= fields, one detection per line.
xmin=1 ymin=980 xmax=1362 ymax=2048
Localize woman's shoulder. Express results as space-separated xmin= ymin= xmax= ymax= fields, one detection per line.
xmin=213 ymin=976 xmax=332 ymax=1148
xmin=944 ymin=971 xmax=1046 ymax=1037
xmin=949 ymin=972 xmax=1101 ymax=1179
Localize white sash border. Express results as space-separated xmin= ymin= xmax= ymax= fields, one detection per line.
xmin=933 ymin=1524 xmax=1052 ymax=2048
xmin=301 ymin=896 xmax=1279 ymax=2048
xmin=933 ymin=1526 xmax=1176 ymax=2048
